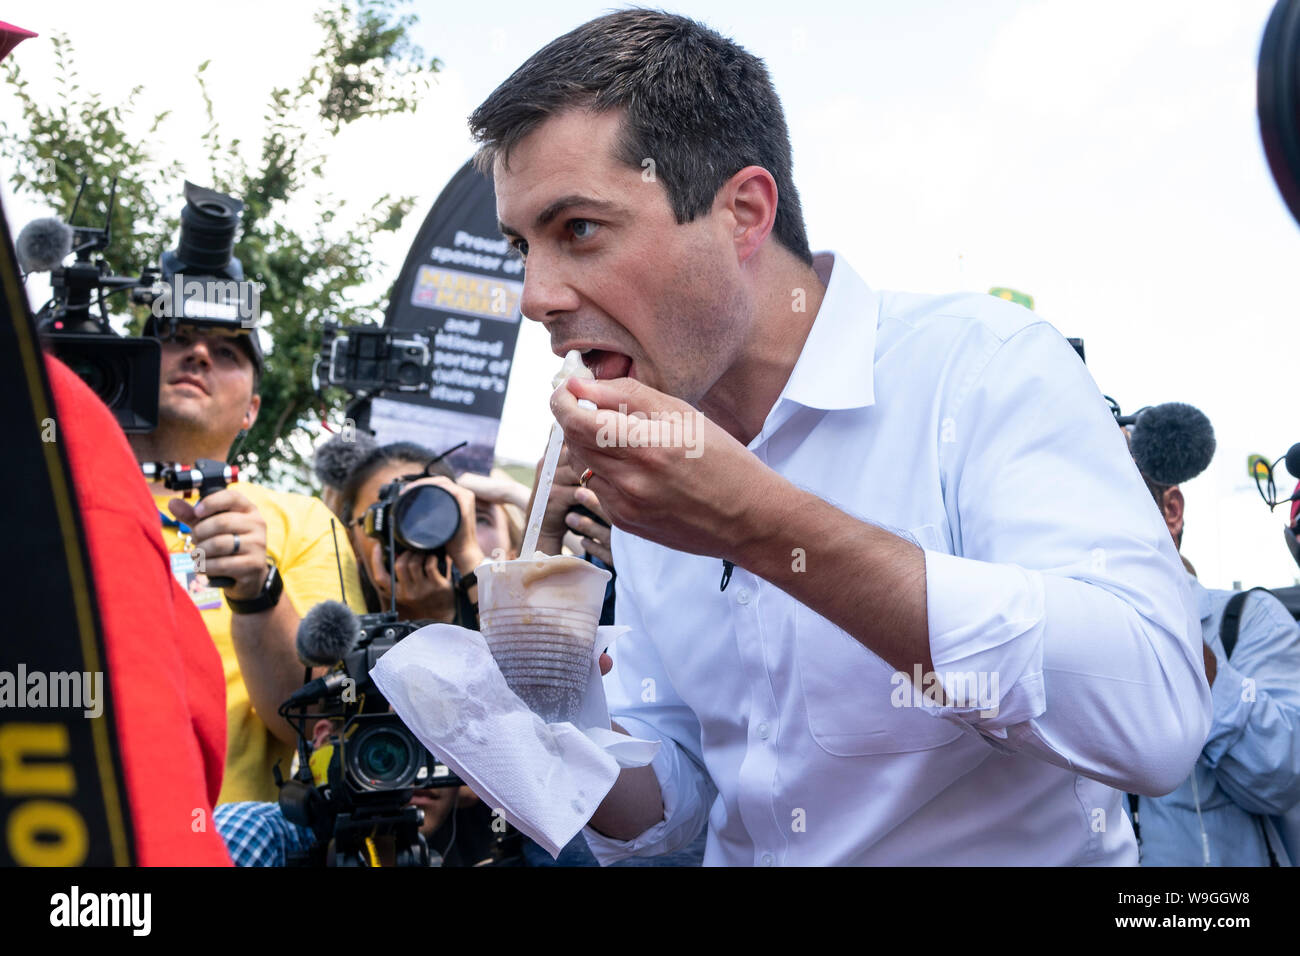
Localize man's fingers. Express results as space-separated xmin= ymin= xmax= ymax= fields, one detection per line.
xmin=598 ymin=652 xmax=613 ymax=676
xmin=565 ymin=510 xmax=606 ymax=540
xmin=566 ymin=374 xmax=655 ymax=414
xmin=574 ymin=486 xmax=611 ymax=526
xmin=168 ymin=497 xmax=197 ymax=525
xmin=582 ymin=537 xmax=614 ymax=567
xmin=191 ymin=488 xmax=252 ymax=519
xmin=189 ymin=511 xmax=260 ymax=544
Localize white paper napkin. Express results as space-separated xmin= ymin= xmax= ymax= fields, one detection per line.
xmin=371 ymin=622 xmax=659 ymax=858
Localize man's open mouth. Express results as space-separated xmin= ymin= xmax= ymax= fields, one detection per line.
xmin=580 ymin=348 xmax=633 ymax=380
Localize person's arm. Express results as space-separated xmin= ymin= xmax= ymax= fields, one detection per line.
xmin=1202 ymin=592 xmax=1300 ymax=816
xmin=744 ymin=326 xmax=1210 ymax=795
xmin=554 ymin=321 xmax=1210 ymax=798
xmin=582 ymin=543 xmax=715 ymax=860
xmin=169 ymin=490 xmax=311 ymax=746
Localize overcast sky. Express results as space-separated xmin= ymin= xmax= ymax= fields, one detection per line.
xmin=4 ymin=0 xmax=1299 ymax=590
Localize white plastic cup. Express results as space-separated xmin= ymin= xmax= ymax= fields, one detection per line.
xmin=477 ymin=555 xmax=610 ymax=723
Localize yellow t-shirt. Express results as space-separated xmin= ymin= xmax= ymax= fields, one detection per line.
xmin=155 ymin=481 xmax=366 ymax=804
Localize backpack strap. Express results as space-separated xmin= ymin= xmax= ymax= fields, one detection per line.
xmin=1220 ymin=588 xmax=1273 ymax=661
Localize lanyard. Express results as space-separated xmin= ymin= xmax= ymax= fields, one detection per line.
xmin=160 ymin=509 xmax=194 ymax=550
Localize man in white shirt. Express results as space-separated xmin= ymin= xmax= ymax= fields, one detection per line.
xmin=469 ymin=9 xmax=1211 ymax=864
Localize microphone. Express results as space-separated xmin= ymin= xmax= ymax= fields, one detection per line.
xmin=283 ymin=670 xmax=354 ymax=708
xmin=1130 ymin=402 xmax=1216 ymax=486
xmin=296 ymin=600 xmax=361 ymax=667
xmin=15 ymin=217 xmax=73 ymax=274
xmin=313 ymin=432 xmax=377 ymax=490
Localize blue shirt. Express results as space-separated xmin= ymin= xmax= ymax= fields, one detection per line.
xmin=1136 ymin=577 xmax=1300 ymax=865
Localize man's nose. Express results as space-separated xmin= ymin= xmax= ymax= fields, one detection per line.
xmin=518 ymin=252 xmax=581 ymax=326
xmin=180 ymin=337 xmax=212 ymax=367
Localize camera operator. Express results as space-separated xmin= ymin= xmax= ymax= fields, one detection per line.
xmin=129 ymin=319 xmax=366 ymax=804
xmin=1124 ymin=409 xmax=1300 ymax=865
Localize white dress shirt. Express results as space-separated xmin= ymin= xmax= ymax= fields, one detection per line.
xmin=582 ymin=252 xmax=1211 ymax=866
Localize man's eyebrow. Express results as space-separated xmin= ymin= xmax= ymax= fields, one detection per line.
xmin=498 ymin=195 xmax=620 ymax=238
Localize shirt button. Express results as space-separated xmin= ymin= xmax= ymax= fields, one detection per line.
xmin=757 ymin=721 xmax=770 ymax=739
xmin=737 ymin=588 xmax=750 ymax=605
xmin=760 ymin=852 xmax=775 ymax=866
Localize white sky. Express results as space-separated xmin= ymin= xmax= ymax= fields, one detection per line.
xmin=4 ymin=0 xmax=1299 ymax=590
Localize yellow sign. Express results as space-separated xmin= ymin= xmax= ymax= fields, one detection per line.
xmin=412 ymin=266 xmax=521 ymax=323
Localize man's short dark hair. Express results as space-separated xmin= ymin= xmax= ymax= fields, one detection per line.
xmin=468 ymin=8 xmax=813 ymax=266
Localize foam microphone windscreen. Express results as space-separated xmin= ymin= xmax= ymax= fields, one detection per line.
xmin=296 ymin=600 xmax=361 ymax=666
xmin=1130 ymin=402 xmax=1216 ymax=486
xmin=15 ymin=218 xmax=72 ymax=273
xmin=312 ymin=432 xmax=377 ymax=490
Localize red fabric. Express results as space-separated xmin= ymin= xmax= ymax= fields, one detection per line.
xmin=46 ymin=354 xmax=231 ymax=865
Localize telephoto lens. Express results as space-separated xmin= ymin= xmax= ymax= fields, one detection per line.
xmin=364 ymin=481 xmax=462 ymax=563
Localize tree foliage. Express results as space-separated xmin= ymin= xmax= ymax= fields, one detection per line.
xmin=1 ymin=1 xmax=441 ymax=489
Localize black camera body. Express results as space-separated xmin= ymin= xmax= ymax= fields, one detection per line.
xmin=316 ymin=321 xmax=433 ymax=395
xmin=34 ymin=178 xmax=252 ymax=433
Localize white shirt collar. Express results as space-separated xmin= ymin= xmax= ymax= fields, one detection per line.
xmin=772 ymin=251 xmax=879 ymax=413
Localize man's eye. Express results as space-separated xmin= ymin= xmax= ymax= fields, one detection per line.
xmin=510 ymin=238 xmax=529 ymax=259
xmin=569 ymin=219 xmax=598 ymax=240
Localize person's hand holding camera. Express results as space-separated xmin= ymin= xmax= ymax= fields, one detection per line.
xmin=366 ymin=476 xmax=484 ymax=621
xmin=168 ymin=488 xmax=271 ymax=600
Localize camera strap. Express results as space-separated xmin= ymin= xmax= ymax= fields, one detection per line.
xmin=0 ymin=202 xmax=135 ymax=864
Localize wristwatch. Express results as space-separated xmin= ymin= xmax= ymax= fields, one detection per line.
xmin=225 ymin=562 xmax=283 ymax=615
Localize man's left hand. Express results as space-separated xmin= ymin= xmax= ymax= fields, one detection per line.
xmin=169 ymin=489 xmax=270 ymax=600
xmin=551 ymin=375 xmax=783 ymax=560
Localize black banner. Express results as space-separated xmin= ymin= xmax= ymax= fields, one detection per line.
xmin=0 ymin=195 xmax=133 ymax=865
xmin=370 ymin=160 xmax=524 ymax=474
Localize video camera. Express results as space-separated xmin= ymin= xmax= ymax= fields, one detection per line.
xmin=23 ymin=177 xmax=257 ymax=433
xmin=314 ymin=320 xmax=434 ymax=396
xmin=278 ymin=606 xmax=461 ymax=867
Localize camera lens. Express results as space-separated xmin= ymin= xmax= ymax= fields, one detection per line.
xmin=361 ymin=731 xmax=408 ymax=779
xmin=65 ymin=352 xmax=126 ymax=407
xmin=348 ymin=723 xmax=419 ymax=790
xmin=393 ymin=484 xmax=461 ymax=552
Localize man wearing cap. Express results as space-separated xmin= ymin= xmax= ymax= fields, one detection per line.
xmin=130 ymin=319 xmax=366 ymax=804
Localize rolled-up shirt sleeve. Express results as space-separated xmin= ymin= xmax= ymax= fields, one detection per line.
xmin=581 ymin=554 xmax=715 ymax=864
xmin=922 ymin=321 xmax=1211 ymax=796
xmin=1202 ymin=592 xmax=1300 ymax=816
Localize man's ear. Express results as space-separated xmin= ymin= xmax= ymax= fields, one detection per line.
xmin=242 ymin=392 xmax=261 ymax=432
xmin=1162 ymin=486 xmax=1185 ymax=542
xmin=718 ymin=165 xmax=778 ymax=265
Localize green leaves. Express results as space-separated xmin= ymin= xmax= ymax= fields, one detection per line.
xmin=1 ymin=1 xmax=439 ymax=492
